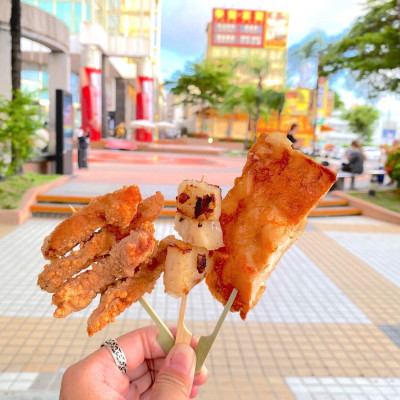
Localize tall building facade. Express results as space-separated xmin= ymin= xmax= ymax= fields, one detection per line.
xmin=20 ymin=0 xmax=162 ymax=141
xmin=206 ymin=8 xmax=288 ymax=88
xmin=201 ymin=8 xmax=290 ymax=140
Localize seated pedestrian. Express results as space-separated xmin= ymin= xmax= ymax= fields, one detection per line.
xmin=341 ymin=140 xmax=364 ymax=174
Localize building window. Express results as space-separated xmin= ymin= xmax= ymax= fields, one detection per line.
xmin=37 ymin=0 xmax=53 ymax=14
xmin=56 ymin=2 xmax=72 ymax=31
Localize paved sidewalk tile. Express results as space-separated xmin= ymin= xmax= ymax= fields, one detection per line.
xmin=0 ymin=204 xmax=400 ymax=399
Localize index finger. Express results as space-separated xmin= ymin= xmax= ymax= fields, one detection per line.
xmin=116 ymin=326 xmax=167 ymax=370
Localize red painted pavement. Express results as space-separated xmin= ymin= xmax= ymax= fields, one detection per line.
xmin=72 ymin=149 xmax=246 ymax=186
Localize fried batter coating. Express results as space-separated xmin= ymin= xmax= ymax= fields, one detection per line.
xmin=108 ymin=191 xmax=165 ymax=241
xmin=37 ymin=229 xmax=117 ymax=293
xmin=38 ymin=192 xmax=164 ymax=293
xmin=87 ymin=236 xmax=175 ymax=336
xmin=52 ymin=222 xmax=156 ymax=318
xmin=206 ymin=132 xmax=336 ymax=319
xmin=41 ymin=185 xmax=142 ymax=259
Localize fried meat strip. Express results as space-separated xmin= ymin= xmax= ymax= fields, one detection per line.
xmin=41 ymin=185 xmax=142 ymax=259
xmin=38 ymin=229 xmax=117 ymax=293
xmin=52 ymin=222 xmax=156 ymax=318
xmin=87 ymin=236 xmax=176 ymax=336
xmin=206 ymin=132 xmax=336 ymax=319
xmin=37 ymin=192 xmax=164 ymax=293
xmin=108 ymin=191 xmax=165 ymax=241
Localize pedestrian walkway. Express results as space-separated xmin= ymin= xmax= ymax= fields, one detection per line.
xmin=0 ymin=149 xmax=399 ymax=399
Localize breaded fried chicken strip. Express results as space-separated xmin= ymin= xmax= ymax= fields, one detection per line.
xmin=206 ymin=132 xmax=336 ymax=319
xmin=38 ymin=229 xmax=117 ymax=293
xmin=37 ymin=193 xmax=164 ymax=293
xmin=87 ymin=235 xmax=176 ymax=336
xmin=41 ymin=185 xmax=142 ymax=259
xmin=53 ymin=222 xmax=156 ymax=318
xmin=108 ymin=191 xmax=165 ymax=241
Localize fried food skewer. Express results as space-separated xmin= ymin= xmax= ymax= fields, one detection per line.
xmin=38 ymin=229 xmax=117 ymax=293
xmin=37 ymin=193 xmax=164 ymax=293
xmin=87 ymin=235 xmax=176 ymax=336
xmin=41 ymin=185 xmax=142 ymax=259
xmin=53 ymin=222 xmax=157 ymax=318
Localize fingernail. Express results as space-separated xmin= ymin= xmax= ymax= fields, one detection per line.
xmin=168 ymin=344 xmax=195 ymax=375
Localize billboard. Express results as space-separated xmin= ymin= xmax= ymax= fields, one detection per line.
xmin=299 ymin=57 xmax=318 ymax=89
xmin=264 ymin=12 xmax=289 ymax=48
xmin=283 ymin=89 xmax=311 ymax=116
xmin=316 ymin=77 xmax=329 ymax=125
xmin=211 ymin=8 xmax=266 ymax=48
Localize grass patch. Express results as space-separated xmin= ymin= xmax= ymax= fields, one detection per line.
xmin=222 ymin=150 xmax=248 ymax=157
xmin=0 ymin=172 xmax=60 ymax=209
xmin=349 ymin=190 xmax=400 ymax=213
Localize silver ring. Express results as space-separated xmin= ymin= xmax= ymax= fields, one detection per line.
xmin=101 ymin=339 xmax=127 ymax=374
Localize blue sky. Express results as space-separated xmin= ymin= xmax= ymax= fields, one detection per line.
xmin=160 ymin=0 xmax=364 ymax=80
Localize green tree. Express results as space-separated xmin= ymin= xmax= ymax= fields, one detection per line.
xmin=233 ymin=58 xmax=271 ymax=135
xmin=321 ymin=0 xmax=400 ymax=97
xmin=333 ymin=90 xmax=345 ymax=110
xmin=221 ymin=85 xmax=286 ymax=145
xmin=0 ymin=91 xmax=41 ymax=176
xmin=341 ymin=105 xmax=379 ymax=143
xmin=166 ymin=59 xmax=232 ymax=133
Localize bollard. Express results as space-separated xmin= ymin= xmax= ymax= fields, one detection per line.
xmin=368 ymin=174 xmax=378 ymax=196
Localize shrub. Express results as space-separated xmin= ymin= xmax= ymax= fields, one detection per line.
xmin=0 ymin=91 xmax=42 ymax=176
xmin=385 ymin=146 xmax=400 ymax=188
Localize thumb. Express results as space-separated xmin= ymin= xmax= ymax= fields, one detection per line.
xmin=151 ymin=343 xmax=196 ymax=400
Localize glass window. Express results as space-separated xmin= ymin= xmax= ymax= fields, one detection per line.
xmin=73 ymin=3 xmax=82 ymax=34
xmin=38 ymin=0 xmax=53 ymax=13
xmin=56 ymin=2 xmax=72 ymax=30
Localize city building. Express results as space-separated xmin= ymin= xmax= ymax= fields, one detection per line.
xmin=200 ymin=8 xmax=290 ymax=140
xmin=1 ymin=0 xmax=163 ymax=146
xmin=206 ymin=8 xmax=288 ymax=88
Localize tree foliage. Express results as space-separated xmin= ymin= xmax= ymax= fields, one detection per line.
xmin=321 ymin=0 xmax=400 ymax=97
xmin=341 ymin=104 xmax=380 ymax=142
xmin=165 ymin=59 xmax=232 ymax=132
xmin=0 ymin=91 xmax=42 ymax=176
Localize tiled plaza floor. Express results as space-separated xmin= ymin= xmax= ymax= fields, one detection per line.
xmin=0 ymin=149 xmax=399 ymax=399
xmin=0 ymin=215 xmax=399 ymax=400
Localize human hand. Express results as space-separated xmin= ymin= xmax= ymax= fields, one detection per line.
xmin=60 ymin=326 xmax=208 ymax=399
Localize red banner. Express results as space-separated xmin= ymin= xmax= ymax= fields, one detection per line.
xmin=81 ymin=67 xmax=102 ymax=141
xmin=136 ymin=76 xmax=153 ymax=142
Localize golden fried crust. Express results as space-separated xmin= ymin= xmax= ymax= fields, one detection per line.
xmin=110 ymin=191 xmax=165 ymax=240
xmin=52 ymin=222 xmax=156 ymax=318
xmin=206 ymin=133 xmax=336 ymax=319
xmin=41 ymin=185 xmax=142 ymax=259
xmin=37 ymin=229 xmax=117 ymax=293
xmin=87 ymin=235 xmax=174 ymax=336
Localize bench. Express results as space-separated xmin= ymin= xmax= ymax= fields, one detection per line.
xmin=23 ymin=153 xmax=57 ymax=174
xmin=334 ymin=169 xmax=386 ymax=191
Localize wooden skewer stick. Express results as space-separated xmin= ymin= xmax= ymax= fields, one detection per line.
xmin=71 ymin=204 xmax=175 ymax=354
xmin=139 ymin=297 xmax=175 ymax=354
xmin=176 ymin=295 xmax=192 ymax=344
xmin=195 ymin=288 xmax=238 ymax=373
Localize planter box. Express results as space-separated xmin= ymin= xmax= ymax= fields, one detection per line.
xmin=331 ymin=191 xmax=400 ymax=225
xmin=0 ymin=175 xmax=70 ymax=225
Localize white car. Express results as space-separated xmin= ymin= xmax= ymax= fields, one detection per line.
xmin=363 ymin=147 xmax=381 ymax=161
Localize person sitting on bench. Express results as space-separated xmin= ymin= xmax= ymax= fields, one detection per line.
xmin=341 ymin=141 xmax=365 ymax=174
